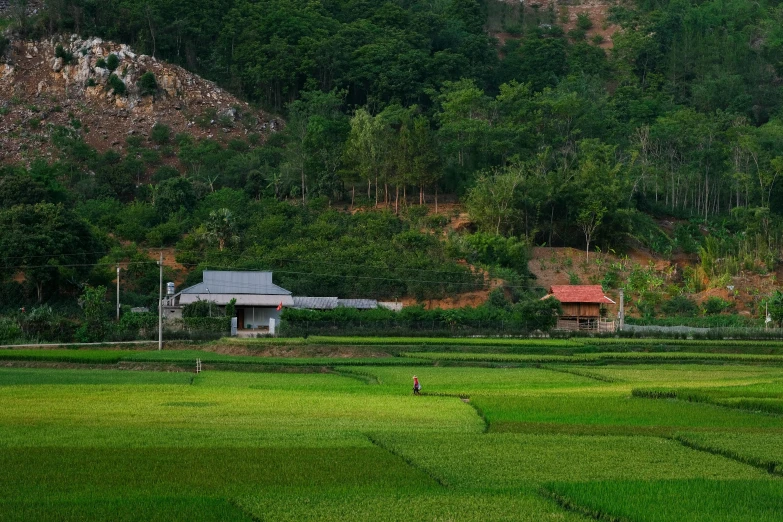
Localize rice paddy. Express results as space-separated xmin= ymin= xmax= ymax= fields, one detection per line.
xmin=1 ymin=348 xmax=783 ymax=520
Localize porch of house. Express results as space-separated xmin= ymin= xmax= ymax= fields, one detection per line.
xmin=236 ymin=306 xmax=281 ymax=331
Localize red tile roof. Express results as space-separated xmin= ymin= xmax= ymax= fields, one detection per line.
xmin=544 ymin=285 xmax=615 ymax=304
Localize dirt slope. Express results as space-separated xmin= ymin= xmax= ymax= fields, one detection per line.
xmin=0 ymin=35 xmax=279 ymax=164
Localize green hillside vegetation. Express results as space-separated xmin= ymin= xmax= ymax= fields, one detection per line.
xmin=2 ymin=0 xmax=783 ymax=335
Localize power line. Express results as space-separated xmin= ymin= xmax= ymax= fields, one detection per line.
xmin=0 ymin=260 xmax=158 ymax=270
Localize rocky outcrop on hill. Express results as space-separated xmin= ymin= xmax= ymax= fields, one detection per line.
xmin=0 ymin=35 xmax=279 ymax=163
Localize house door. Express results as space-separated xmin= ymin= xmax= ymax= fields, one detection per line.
xmin=237 ymin=308 xmax=245 ymax=329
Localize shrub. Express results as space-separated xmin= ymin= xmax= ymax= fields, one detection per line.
xmin=225 ymin=298 xmax=237 ymax=318
xmin=106 ymin=53 xmax=120 ymax=71
xmin=150 ymin=123 xmax=171 ymax=145
xmin=119 ymin=311 xmax=158 ymax=332
xmin=487 ymin=288 xmax=510 ymax=310
xmin=108 ymin=74 xmax=126 ymax=95
xmin=55 ymin=44 xmax=74 ymax=64
xmin=183 ymin=316 xmax=231 ymax=332
xmin=602 ymin=269 xmax=621 ymax=289
xmin=182 ymin=299 xmax=219 ymax=318
xmin=152 ymin=165 xmax=179 ymax=183
xmin=125 ymin=135 xmax=143 ymax=148
xmin=145 ymin=219 xmax=183 ymax=246
xmin=703 ymin=296 xmax=732 ymax=315
xmin=576 ymin=13 xmax=593 ymax=30
xmin=138 ymin=71 xmax=158 ymax=96
xmin=661 ymin=295 xmax=698 ymax=317
xmin=0 ymin=317 xmax=22 ymax=343
xmin=95 ymin=57 xmax=107 ymax=68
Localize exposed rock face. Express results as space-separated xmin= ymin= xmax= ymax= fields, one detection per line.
xmin=0 ymin=35 xmax=281 ymax=164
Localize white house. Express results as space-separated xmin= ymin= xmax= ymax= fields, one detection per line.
xmin=165 ymin=270 xmax=293 ymax=330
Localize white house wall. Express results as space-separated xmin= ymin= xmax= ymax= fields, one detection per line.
xmin=242 ymin=307 xmax=282 ymax=329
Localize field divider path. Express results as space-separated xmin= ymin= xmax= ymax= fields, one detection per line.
xmin=632 ymin=388 xmax=783 ymax=417
xmin=539 ymin=365 xmax=619 ymax=383
xmin=365 ymin=434 xmax=450 ymax=488
xmin=331 ymin=368 xmax=381 ymax=384
xmin=420 ymin=392 xmax=490 ymax=432
xmin=227 ymin=499 xmax=262 ymax=522
xmin=672 ymin=434 xmax=782 ymax=476
xmin=538 ymin=487 xmax=629 ymax=522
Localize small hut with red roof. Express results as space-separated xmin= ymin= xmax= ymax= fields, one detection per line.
xmin=543 ymin=285 xmax=616 ymax=331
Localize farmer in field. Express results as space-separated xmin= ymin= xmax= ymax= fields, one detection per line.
xmin=413 ymin=375 xmax=421 ymax=395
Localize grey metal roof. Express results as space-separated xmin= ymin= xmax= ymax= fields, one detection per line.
xmin=180 ymin=271 xmax=291 ymax=296
xmin=337 ymin=299 xmax=378 ymax=310
xmin=292 ymin=296 xmax=339 ymax=310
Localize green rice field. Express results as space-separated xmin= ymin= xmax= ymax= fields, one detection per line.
xmin=1 ymin=346 xmax=783 ymax=520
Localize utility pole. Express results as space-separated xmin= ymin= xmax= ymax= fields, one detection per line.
xmin=618 ymin=289 xmax=625 ymax=330
xmin=158 ymin=252 xmax=163 ymax=350
xmin=116 ymin=265 xmax=120 ymax=321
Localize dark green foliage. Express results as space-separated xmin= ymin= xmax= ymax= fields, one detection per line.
xmin=155 ymin=177 xmax=196 ymax=218
xmin=182 ymin=300 xmax=218 ymax=318
xmin=575 ymin=13 xmax=592 ymax=31
xmin=183 ymin=316 xmax=231 ymax=332
xmin=225 ymin=298 xmax=236 ymax=318
xmin=105 ymin=53 xmax=119 ymax=71
xmin=152 ymin=165 xmax=178 ymax=183
xmin=150 ymin=123 xmax=171 ymax=145
xmin=0 ymin=204 xmax=102 ymax=303
xmin=661 ymin=295 xmax=699 ymax=317
xmin=0 ymin=171 xmax=49 ymax=208
xmin=95 ymin=57 xmax=107 ymax=68
xmin=119 ymin=311 xmax=158 ymax=332
xmin=137 ymin=71 xmax=158 ymax=96
xmin=108 ymin=74 xmax=126 ymax=95
xmin=703 ymin=297 xmax=732 ymax=316
xmin=282 ymin=294 xmax=560 ymax=335
xmin=768 ymin=290 xmax=783 ymax=327
xmin=54 ymin=44 xmax=73 ymax=64
xmin=75 ymin=286 xmax=112 ymax=342
xmin=451 ymin=233 xmax=530 ymax=277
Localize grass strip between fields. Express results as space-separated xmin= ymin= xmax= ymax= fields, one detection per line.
xmin=402 ymin=351 xmax=783 ymax=364
xmin=0 ymin=349 xmax=429 ymax=367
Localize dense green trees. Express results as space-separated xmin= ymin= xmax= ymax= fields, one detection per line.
xmin=5 ymin=0 xmax=783 ymax=330
xmin=0 ymin=204 xmax=102 ymax=302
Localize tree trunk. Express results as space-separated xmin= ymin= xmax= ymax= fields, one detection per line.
xmin=395 ymin=186 xmax=399 ymax=214
xmin=301 ymin=167 xmax=306 ymax=204
xmin=374 ymin=176 xmax=378 ymax=207
xmin=549 ymin=206 xmax=554 ymax=246
xmin=351 ymin=186 xmax=355 ymax=210
xmin=435 ymin=186 xmax=438 ymax=214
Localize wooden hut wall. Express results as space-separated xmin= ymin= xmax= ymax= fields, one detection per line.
xmin=560 ymin=303 xmax=600 ymax=317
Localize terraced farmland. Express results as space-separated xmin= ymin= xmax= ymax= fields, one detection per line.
xmin=1 ymin=348 xmax=783 ymax=520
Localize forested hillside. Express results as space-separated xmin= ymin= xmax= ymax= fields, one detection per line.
xmin=2 ymin=0 xmax=783 ymax=335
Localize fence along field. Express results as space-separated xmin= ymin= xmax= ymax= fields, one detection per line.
xmin=1 ymin=356 xmax=783 ymax=520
